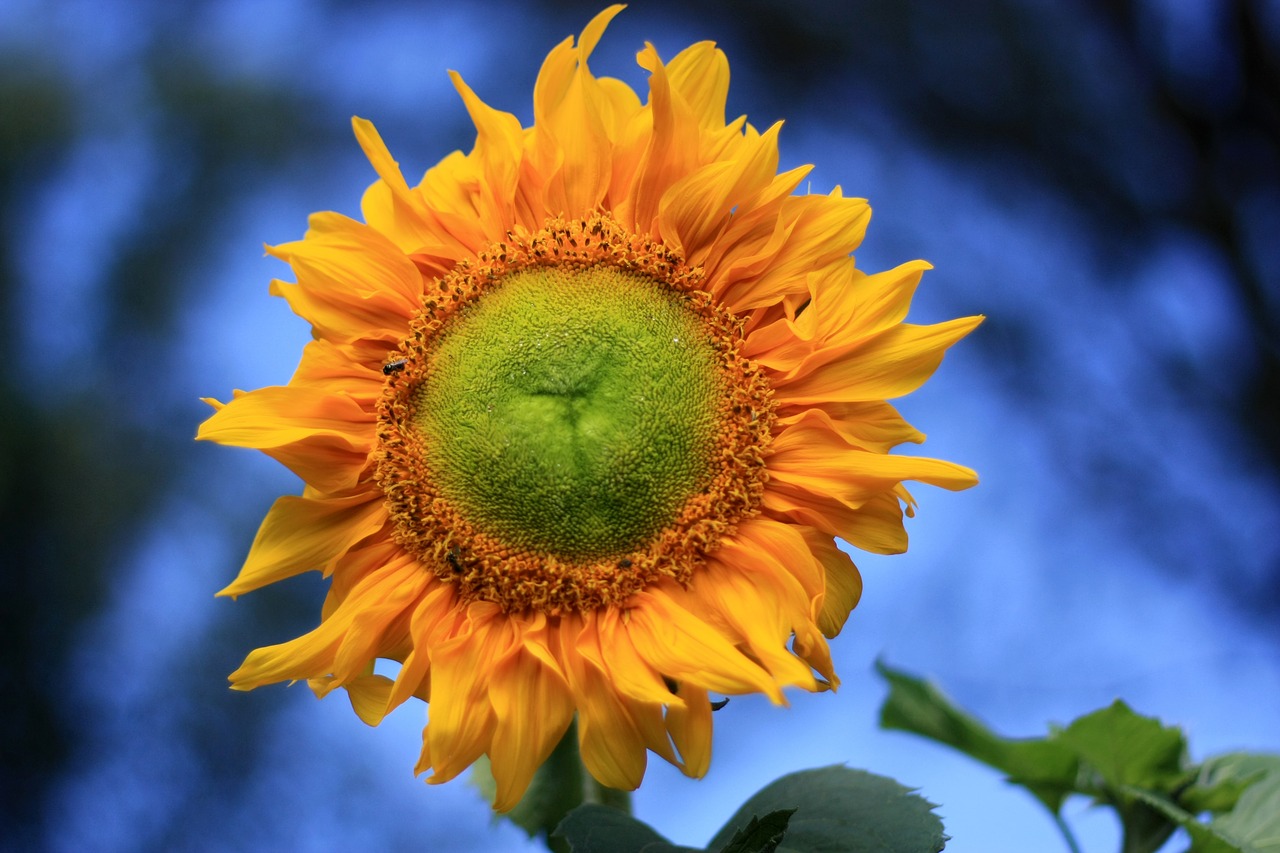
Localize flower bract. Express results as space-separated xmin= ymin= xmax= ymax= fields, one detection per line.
xmin=198 ymin=5 xmax=982 ymax=811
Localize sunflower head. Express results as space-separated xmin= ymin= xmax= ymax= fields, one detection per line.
xmin=198 ymin=4 xmax=981 ymax=812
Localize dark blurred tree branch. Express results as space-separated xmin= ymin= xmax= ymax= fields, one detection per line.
xmin=1098 ymin=0 xmax=1280 ymax=467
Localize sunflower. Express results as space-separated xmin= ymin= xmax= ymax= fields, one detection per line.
xmin=198 ymin=5 xmax=981 ymax=811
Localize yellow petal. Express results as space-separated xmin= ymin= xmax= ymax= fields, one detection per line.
xmin=666 ymin=40 xmax=729 ymax=128
xmin=386 ymin=584 xmax=458 ymax=712
xmin=769 ymin=421 xmax=978 ymax=520
xmin=279 ymin=231 xmax=427 ymax=330
xmin=416 ymin=152 xmax=493 ymax=255
xmin=665 ymin=683 xmax=713 ymax=777
xmin=318 ymin=537 xmax=399 ymax=619
xmin=748 ymin=259 xmax=933 ymax=373
xmin=626 ymin=589 xmax=782 ymax=701
xmin=342 ymin=673 xmax=396 ymax=726
xmin=558 ymin=617 xmax=648 ymax=790
xmin=817 ymin=259 xmax=931 ymax=342
xmin=623 ymin=693 xmax=680 ymax=766
xmin=696 ymin=166 xmax=816 ymax=309
xmin=330 ymin=557 xmax=428 ymax=683
xmin=593 ymin=607 xmax=687 ymax=708
xmin=228 ymin=558 xmax=420 ymax=689
xmin=197 ymin=385 xmax=372 ymax=493
xmin=798 ymin=527 xmax=863 ymax=638
xmin=288 ymin=339 xmax=385 ymax=405
xmin=424 ymin=605 xmax=508 ymax=783
xmin=775 ymin=315 xmax=984 ymax=403
xmin=775 ymin=402 xmax=925 ymax=453
xmin=295 ymin=211 xmax=424 ymax=302
xmin=352 ymin=117 xmax=439 ymax=253
xmin=732 ymin=516 xmax=825 ymax=600
xmin=488 ymin=620 xmax=575 ymax=811
xmin=449 ymin=70 xmax=524 ymax=234
xmin=218 ymin=491 xmax=384 ymax=598
xmin=716 ymin=193 xmax=870 ymax=312
xmin=658 ymin=122 xmax=783 ymax=264
xmin=197 ymin=385 xmax=371 ymax=449
xmin=695 ymin=555 xmax=817 ymax=691
xmin=838 ymin=491 xmax=912 ymax=555
xmin=622 ymin=43 xmax=702 ymax=233
xmin=763 ymin=486 xmax=862 ymax=540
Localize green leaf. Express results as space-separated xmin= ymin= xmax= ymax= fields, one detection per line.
xmin=1116 ymin=754 xmax=1280 ymax=853
xmin=876 ymin=660 xmax=1078 ymax=812
xmin=1207 ymin=755 xmax=1280 ymax=853
xmin=706 ymin=766 xmax=946 ymax=853
xmin=552 ymin=804 xmax=699 ymax=853
xmin=1045 ymin=702 xmax=1194 ymax=853
xmin=877 ymin=663 xmax=1280 ymax=853
xmin=717 ymin=810 xmax=795 ymax=853
xmin=1120 ymin=787 xmax=1243 ymax=853
xmin=1057 ymin=701 xmax=1190 ymax=796
xmin=1182 ymin=753 xmax=1272 ymax=815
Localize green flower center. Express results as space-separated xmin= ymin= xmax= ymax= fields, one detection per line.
xmin=374 ymin=214 xmax=774 ymax=613
xmin=411 ymin=266 xmax=723 ymax=561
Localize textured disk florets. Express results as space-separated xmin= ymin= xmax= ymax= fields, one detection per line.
xmin=374 ymin=215 xmax=775 ymax=613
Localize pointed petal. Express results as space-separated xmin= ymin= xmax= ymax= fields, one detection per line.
xmin=228 ymin=557 xmax=422 ymax=689
xmin=352 ymin=117 xmax=439 ymax=252
xmin=488 ymin=619 xmax=575 ymax=811
xmin=593 ymin=606 xmax=687 ymax=708
xmin=716 ymin=192 xmax=871 ymax=312
xmin=218 ymin=491 xmax=384 ymax=598
xmin=289 ymin=339 xmax=386 ymax=405
xmin=626 ymin=589 xmax=782 ymax=701
xmin=696 ymin=554 xmax=817 ymax=691
xmin=423 ymin=604 xmax=507 ymax=783
xmin=344 ymin=673 xmax=395 ymax=726
xmin=774 ymin=316 xmax=984 ymax=403
xmin=775 ymin=402 xmax=925 ymax=453
xmin=666 ymin=683 xmax=713 ymax=777
xmin=622 ymin=43 xmax=702 ymax=233
xmin=449 ymin=70 xmax=524 ymax=234
xmin=798 ymin=528 xmax=863 ymax=638
xmin=386 ymin=584 xmax=458 ymax=712
xmin=666 ymin=40 xmax=729 ymax=128
xmin=659 ymin=122 xmax=783 ymax=264
xmin=197 ymin=385 xmax=373 ymax=493
xmin=558 ymin=616 xmax=648 ymax=790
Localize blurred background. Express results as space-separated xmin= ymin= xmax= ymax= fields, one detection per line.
xmin=2 ymin=0 xmax=1277 ymax=850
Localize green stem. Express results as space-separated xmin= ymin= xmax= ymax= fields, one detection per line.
xmin=1051 ymin=812 xmax=1083 ymax=853
xmin=583 ymin=770 xmax=632 ymax=815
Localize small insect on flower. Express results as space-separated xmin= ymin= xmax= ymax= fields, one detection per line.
xmin=446 ymin=545 xmax=463 ymax=573
xmin=383 ymin=359 xmax=407 ymax=375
